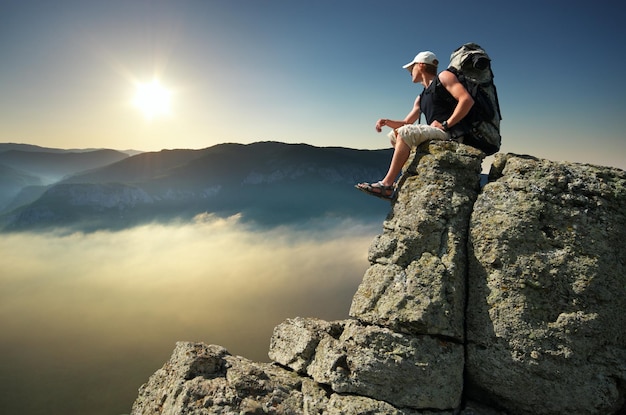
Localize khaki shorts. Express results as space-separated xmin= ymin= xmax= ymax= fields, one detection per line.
xmin=388 ymin=124 xmax=450 ymax=148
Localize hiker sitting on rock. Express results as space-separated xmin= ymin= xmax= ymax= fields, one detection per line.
xmin=356 ymin=51 xmax=474 ymax=200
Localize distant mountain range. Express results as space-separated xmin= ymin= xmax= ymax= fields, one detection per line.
xmin=0 ymin=142 xmax=393 ymax=232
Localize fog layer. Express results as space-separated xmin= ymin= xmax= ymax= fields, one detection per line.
xmin=0 ymin=215 xmax=377 ymax=415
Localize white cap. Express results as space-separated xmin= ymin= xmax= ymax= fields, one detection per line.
xmin=402 ymin=51 xmax=439 ymax=69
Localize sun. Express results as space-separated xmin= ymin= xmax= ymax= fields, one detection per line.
xmin=133 ymin=78 xmax=172 ymax=119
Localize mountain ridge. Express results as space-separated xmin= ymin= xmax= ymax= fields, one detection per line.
xmin=0 ymin=148 xmax=129 ymax=184
xmin=0 ymin=141 xmax=394 ymax=231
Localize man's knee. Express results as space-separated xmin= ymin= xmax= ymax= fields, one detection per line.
xmin=397 ymin=124 xmax=447 ymax=148
xmin=396 ymin=125 xmax=422 ymax=148
xmin=395 ymin=135 xmax=412 ymax=153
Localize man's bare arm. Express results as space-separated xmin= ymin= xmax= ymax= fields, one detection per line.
xmin=434 ymin=70 xmax=474 ymax=130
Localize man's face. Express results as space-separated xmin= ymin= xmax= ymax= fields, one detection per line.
xmin=409 ymin=63 xmax=421 ymax=83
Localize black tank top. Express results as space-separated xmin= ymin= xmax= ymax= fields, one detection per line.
xmin=419 ymin=73 xmax=456 ymax=125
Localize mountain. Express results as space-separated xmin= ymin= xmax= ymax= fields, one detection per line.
xmin=0 ymin=142 xmax=394 ymax=231
xmin=0 ymin=164 xmax=43 ymax=211
xmin=0 ymin=148 xmax=129 ymax=184
xmin=0 ymin=143 xmax=76 ymax=154
xmin=0 ymin=142 xmax=140 ymax=155
xmin=0 ymin=144 xmax=131 ymax=214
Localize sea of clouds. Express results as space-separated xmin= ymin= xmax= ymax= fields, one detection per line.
xmin=0 ymin=214 xmax=379 ymax=415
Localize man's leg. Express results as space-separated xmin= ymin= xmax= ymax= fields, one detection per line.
xmin=356 ymin=125 xmax=447 ymax=198
xmin=380 ymin=135 xmax=411 ymax=187
xmin=381 ymin=124 xmax=449 ymax=186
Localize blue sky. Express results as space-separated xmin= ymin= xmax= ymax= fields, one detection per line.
xmin=1 ymin=0 xmax=624 ymax=170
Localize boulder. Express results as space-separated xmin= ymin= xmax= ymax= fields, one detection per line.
xmin=270 ymin=318 xmax=464 ymax=409
xmin=268 ymin=317 xmax=344 ymax=375
xmin=466 ymin=154 xmax=626 ymax=414
xmin=350 ymin=141 xmax=484 ymax=340
xmin=131 ymin=341 xmax=456 ymax=415
xmin=130 ymin=341 xmax=307 ymax=415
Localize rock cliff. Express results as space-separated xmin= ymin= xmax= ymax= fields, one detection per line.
xmin=130 ymin=141 xmax=626 ymax=415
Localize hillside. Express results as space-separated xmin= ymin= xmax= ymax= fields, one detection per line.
xmin=0 ymin=148 xmax=129 ymax=184
xmin=0 ymin=142 xmax=394 ymax=231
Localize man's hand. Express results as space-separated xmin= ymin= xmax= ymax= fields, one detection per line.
xmin=431 ymin=120 xmax=445 ymax=131
xmin=375 ymin=119 xmax=387 ymax=132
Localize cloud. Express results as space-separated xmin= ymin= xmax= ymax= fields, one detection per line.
xmin=0 ymin=215 xmax=378 ymax=414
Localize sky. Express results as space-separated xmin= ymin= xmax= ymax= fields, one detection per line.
xmin=1 ymin=0 xmax=625 ymax=170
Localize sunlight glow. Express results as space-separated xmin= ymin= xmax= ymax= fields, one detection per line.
xmin=133 ymin=78 xmax=172 ymax=119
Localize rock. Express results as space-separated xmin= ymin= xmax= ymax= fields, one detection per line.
xmin=350 ymin=141 xmax=483 ymax=340
xmin=131 ymin=144 xmax=626 ymax=415
xmin=308 ymin=319 xmax=464 ymax=409
xmin=130 ymin=342 xmax=307 ymax=415
xmin=323 ymin=394 xmax=452 ymax=415
xmin=466 ymin=153 xmax=626 ymax=414
xmin=269 ymin=318 xmax=464 ymax=409
xmin=268 ymin=317 xmax=344 ymax=375
xmin=131 ymin=341 xmax=454 ymax=415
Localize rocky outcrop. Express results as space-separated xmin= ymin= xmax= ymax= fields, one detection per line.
xmin=350 ymin=141 xmax=481 ymax=341
xmin=270 ymin=318 xmax=464 ymax=409
xmin=130 ymin=141 xmax=626 ymax=414
xmin=466 ymin=154 xmax=626 ymax=414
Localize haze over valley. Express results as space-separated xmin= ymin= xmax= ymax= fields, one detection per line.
xmin=0 ymin=142 xmax=391 ymax=231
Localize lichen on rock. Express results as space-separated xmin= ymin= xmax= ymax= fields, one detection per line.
xmin=466 ymin=153 xmax=626 ymax=414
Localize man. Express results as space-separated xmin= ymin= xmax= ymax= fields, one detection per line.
xmin=356 ymin=50 xmax=474 ymax=199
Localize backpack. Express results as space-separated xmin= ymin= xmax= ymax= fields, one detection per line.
xmin=446 ymin=43 xmax=502 ymax=155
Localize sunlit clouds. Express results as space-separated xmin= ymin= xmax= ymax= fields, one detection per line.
xmin=0 ymin=215 xmax=377 ymax=414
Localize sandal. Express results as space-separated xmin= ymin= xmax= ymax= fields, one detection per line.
xmin=355 ymin=181 xmax=395 ymax=200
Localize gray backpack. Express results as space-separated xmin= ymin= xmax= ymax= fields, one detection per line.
xmin=447 ymin=43 xmax=502 ymax=155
